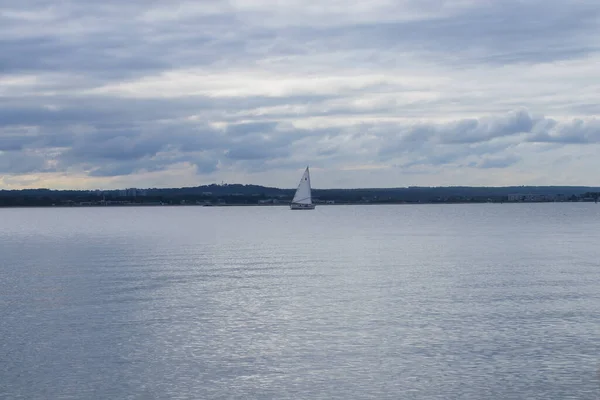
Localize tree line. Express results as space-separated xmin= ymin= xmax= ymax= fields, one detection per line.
xmin=1 ymin=184 xmax=599 ymax=207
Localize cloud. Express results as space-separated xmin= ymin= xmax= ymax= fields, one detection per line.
xmin=439 ymin=109 xmax=534 ymax=144
xmin=475 ymin=155 xmax=522 ymax=169
xmin=1 ymin=0 xmax=600 ymax=188
xmin=528 ymin=118 xmax=600 ymax=144
xmin=0 ymin=150 xmax=54 ymax=174
xmin=376 ymin=112 xmax=599 ymax=174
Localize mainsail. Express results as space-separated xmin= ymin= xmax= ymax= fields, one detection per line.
xmin=291 ymin=167 xmax=312 ymax=205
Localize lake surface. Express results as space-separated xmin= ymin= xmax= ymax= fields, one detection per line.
xmin=1 ymin=203 xmax=600 ymax=399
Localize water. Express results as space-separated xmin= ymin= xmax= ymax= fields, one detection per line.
xmin=1 ymin=203 xmax=599 ymax=399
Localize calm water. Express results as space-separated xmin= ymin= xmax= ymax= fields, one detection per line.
xmin=1 ymin=204 xmax=600 ymax=399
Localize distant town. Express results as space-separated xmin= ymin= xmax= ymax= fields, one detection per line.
xmin=1 ymin=184 xmax=600 ymax=207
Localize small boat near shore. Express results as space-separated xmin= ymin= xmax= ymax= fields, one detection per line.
xmin=290 ymin=166 xmax=315 ymax=210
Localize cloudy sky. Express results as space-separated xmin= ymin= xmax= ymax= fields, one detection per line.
xmin=1 ymin=0 xmax=599 ymax=189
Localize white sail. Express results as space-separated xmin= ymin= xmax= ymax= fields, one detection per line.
xmin=291 ymin=167 xmax=312 ymax=205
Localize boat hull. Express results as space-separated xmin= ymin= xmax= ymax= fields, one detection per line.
xmin=290 ymin=203 xmax=316 ymax=210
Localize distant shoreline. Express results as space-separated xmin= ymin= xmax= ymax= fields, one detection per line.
xmin=1 ymin=185 xmax=598 ymax=207
xmin=1 ymin=200 xmax=598 ymax=209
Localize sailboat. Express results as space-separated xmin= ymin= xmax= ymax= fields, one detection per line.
xmin=290 ymin=166 xmax=315 ymax=210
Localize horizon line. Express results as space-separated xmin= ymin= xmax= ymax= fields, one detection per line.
xmin=3 ymin=184 xmax=600 ymax=192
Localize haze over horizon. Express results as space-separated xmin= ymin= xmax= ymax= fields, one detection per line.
xmin=1 ymin=0 xmax=599 ymax=190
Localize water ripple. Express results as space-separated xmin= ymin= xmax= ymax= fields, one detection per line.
xmin=1 ymin=204 xmax=600 ymax=399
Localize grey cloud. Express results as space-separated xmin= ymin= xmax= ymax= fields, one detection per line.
xmin=0 ymin=27 xmax=201 ymax=86
xmin=398 ymin=139 xmax=516 ymax=169
xmin=377 ymin=111 xmax=600 ymax=172
xmin=0 ymin=150 xmax=52 ymax=174
xmin=379 ymin=110 xmax=532 ymax=160
xmin=0 ymin=1 xmax=262 ymax=81
xmin=0 ymin=36 xmax=166 ymax=79
xmin=377 ymin=110 xmax=565 ymax=169
xmin=173 ymin=129 xmax=227 ymax=153
xmin=0 ymin=91 xmax=332 ymax=176
xmin=401 ymin=152 xmax=463 ymax=168
xmin=439 ymin=109 xmax=534 ymax=144
xmin=0 ymin=133 xmax=38 ymax=151
xmin=225 ymin=143 xmax=290 ymax=161
xmin=528 ymin=118 xmax=600 ymax=144
xmin=317 ymin=147 xmax=339 ymax=157
xmin=221 ymin=122 xmax=335 ymax=162
xmin=0 ymin=126 xmax=75 ymax=151
xmin=223 ymin=129 xmax=298 ymax=161
xmin=0 ymin=106 xmax=113 ymax=128
xmin=379 ymin=125 xmax=431 ymax=156
xmin=0 ymin=94 xmax=333 ymax=131
xmin=225 ymin=122 xmax=280 ymax=137
xmin=4 ymin=118 xmax=311 ymax=176
xmin=475 ymin=155 xmax=521 ymax=169
xmin=3 ymin=0 xmax=596 ymax=87
xmin=192 ymin=155 xmax=221 ymax=174
xmin=86 ymin=150 xmax=220 ymax=177
xmin=571 ymin=103 xmax=600 ymax=115
xmin=1 ymin=0 xmax=599 ymax=185
xmin=228 ymin=157 xmax=311 ymax=175
xmin=306 ymin=1 xmax=600 ymax=66
xmin=0 ymin=97 xmax=597 ymax=180
xmin=58 ymin=123 xmax=226 ymax=164
xmin=66 ymin=131 xmax=165 ymax=162
xmin=87 ymin=162 xmax=140 ymax=177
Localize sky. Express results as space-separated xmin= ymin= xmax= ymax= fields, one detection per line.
xmin=1 ymin=0 xmax=599 ymax=189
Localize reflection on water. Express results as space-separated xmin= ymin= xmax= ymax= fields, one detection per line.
xmin=1 ymin=204 xmax=600 ymax=399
